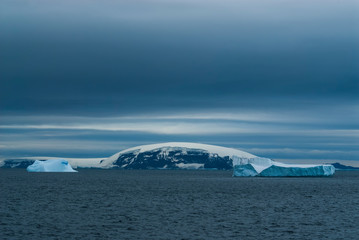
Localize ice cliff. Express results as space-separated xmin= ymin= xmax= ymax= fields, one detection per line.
xmin=232 ymin=156 xmax=335 ymax=177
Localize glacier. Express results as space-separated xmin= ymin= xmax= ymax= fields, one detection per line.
xmin=232 ymin=156 xmax=335 ymax=177
xmin=27 ymin=159 xmax=77 ymax=172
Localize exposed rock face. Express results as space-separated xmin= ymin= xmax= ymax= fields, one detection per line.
xmin=111 ymin=148 xmax=232 ymax=169
xmin=1 ymin=159 xmax=35 ymax=168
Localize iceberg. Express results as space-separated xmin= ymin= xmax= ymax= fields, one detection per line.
xmin=232 ymin=156 xmax=335 ymax=177
xmin=27 ymin=159 xmax=77 ymax=172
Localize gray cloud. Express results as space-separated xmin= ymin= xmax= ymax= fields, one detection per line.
xmin=1 ymin=0 xmax=358 ymax=115
xmin=0 ymin=0 xmax=358 ymax=163
xmin=1 ymin=111 xmax=358 ymax=161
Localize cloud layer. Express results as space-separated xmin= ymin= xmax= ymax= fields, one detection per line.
xmin=0 ymin=0 xmax=358 ymax=163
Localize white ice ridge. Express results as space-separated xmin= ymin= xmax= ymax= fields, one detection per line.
xmin=27 ymin=159 xmax=77 ymax=172
xmin=232 ymin=156 xmax=335 ymax=177
xmin=175 ymin=163 xmax=204 ymax=169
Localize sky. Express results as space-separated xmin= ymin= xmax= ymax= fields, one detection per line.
xmin=1 ymin=0 xmax=358 ymax=165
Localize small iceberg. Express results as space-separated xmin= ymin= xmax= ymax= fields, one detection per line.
xmin=232 ymin=156 xmax=335 ymax=177
xmin=27 ymin=159 xmax=77 ymax=172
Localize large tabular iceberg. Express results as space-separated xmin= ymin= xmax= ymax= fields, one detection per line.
xmin=27 ymin=159 xmax=77 ymax=172
xmin=232 ymin=156 xmax=335 ymax=177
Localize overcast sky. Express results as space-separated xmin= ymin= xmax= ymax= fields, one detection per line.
xmin=1 ymin=0 xmax=358 ymax=164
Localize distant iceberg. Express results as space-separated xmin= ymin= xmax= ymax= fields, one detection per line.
xmin=27 ymin=159 xmax=77 ymax=172
xmin=232 ymin=156 xmax=335 ymax=177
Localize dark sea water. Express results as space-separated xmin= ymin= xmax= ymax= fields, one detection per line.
xmin=1 ymin=169 xmax=359 ymax=240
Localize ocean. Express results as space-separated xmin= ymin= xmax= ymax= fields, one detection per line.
xmin=1 ymin=169 xmax=358 ymax=239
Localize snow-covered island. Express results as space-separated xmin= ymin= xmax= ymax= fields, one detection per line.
xmin=99 ymin=142 xmax=335 ymax=176
xmin=2 ymin=142 xmax=335 ymax=176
